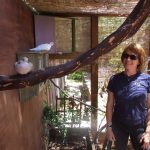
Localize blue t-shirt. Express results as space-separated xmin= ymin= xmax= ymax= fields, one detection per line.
xmin=107 ymin=72 xmax=150 ymax=126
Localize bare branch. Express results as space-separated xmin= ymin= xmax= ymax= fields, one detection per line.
xmin=0 ymin=0 xmax=149 ymax=91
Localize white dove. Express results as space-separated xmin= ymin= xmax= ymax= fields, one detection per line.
xmin=15 ymin=57 xmax=33 ymax=75
xmin=29 ymin=42 xmax=54 ymax=51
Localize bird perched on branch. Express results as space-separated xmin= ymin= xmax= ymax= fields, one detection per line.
xmin=29 ymin=42 xmax=54 ymax=51
xmin=14 ymin=57 xmax=33 ymax=75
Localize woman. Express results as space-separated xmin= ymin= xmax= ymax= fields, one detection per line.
xmin=106 ymin=43 xmax=150 ymax=150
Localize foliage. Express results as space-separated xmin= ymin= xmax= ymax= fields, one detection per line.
xmin=98 ymin=17 xmax=126 ymax=75
xmin=59 ymin=86 xmax=69 ymax=101
xmin=42 ymin=102 xmax=67 ymax=149
xmin=42 ymin=104 xmax=64 ymax=128
xmin=79 ymin=78 xmax=91 ymax=102
xmin=107 ymin=47 xmax=124 ymax=73
xmin=98 ymin=16 xmax=150 ymax=75
xmin=67 ymin=71 xmax=87 ymax=81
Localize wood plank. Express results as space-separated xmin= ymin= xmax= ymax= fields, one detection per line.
xmin=49 ymin=52 xmax=82 ymax=59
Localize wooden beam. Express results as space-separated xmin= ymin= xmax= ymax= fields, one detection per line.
xmin=36 ymin=11 xmax=130 ymax=17
xmin=49 ymin=52 xmax=82 ymax=59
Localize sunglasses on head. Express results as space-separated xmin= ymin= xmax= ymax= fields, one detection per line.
xmin=122 ymin=53 xmax=138 ymax=60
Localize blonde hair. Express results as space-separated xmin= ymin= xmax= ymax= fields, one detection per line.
xmin=121 ymin=43 xmax=146 ymax=71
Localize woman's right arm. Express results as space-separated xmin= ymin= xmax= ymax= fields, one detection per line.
xmin=106 ymin=90 xmax=115 ymax=142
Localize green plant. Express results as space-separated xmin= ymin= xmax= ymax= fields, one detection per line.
xmin=67 ymin=71 xmax=84 ymax=81
xmin=43 ymin=104 xmax=64 ymax=128
xmin=42 ymin=102 xmax=67 ymax=149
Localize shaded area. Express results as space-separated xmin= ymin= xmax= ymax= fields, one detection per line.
xmin=48 ymin=128 xmax=93 ymax=150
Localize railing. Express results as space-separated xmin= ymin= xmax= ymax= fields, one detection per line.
xmin=51 ymin=79 xmax=108 ymax=149
xmin=56 ymin=95 xmax=82 ymax=127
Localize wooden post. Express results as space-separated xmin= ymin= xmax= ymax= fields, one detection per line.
xmin=91 ymin=16 xmax=98 ymax=136
xmin=72 ymin=18 xmax=76 ymax=52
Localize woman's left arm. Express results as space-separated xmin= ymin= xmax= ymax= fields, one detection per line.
xmin=141 ymin=93 xmax=150 ymax=149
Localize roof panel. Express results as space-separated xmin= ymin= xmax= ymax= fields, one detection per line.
xmin=22 ymin=0 xmax=139 ymax=16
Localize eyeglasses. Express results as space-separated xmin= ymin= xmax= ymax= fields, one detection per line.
xmin=122 ymin=53 xmax=138 ymax=60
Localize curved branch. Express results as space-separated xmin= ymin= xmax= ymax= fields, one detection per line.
xmin=0 ymin=0 xmax=150 ymax=91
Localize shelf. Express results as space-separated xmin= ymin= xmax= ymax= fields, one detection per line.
xmin=49 ymin=52 xmax=82 ymax=59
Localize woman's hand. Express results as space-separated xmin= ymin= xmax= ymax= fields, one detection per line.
xmin=140 ymin=132 xmax=150 ymax=150
xmin=106 ymin=127 xmax=116 ymax=143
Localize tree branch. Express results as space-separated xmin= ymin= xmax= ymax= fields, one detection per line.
xmin=0 ymin=0 xmax=150 ymax=91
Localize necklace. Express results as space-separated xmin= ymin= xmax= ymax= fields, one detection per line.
xmin=126 ymin=76 xmax=134 ymax=82
xmin=124 ymin=72 xmax=139 ymax=82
